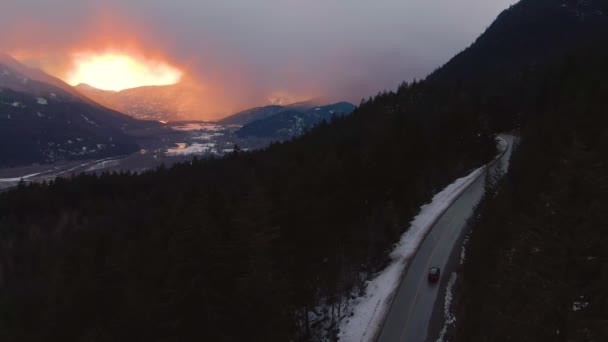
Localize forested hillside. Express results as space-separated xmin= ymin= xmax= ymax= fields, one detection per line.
xmin=429 ymin=0 xmax=608 ymax=132
xmin=455 ymin=49 xmax=608 ymax=342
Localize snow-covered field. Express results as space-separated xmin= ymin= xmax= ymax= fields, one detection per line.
xmin=337 ymin=137 xmax=511 ymax=342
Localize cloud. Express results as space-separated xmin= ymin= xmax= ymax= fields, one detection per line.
xmin=0 ymin=0 xmax=517 ymax=118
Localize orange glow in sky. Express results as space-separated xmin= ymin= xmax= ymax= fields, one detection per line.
xmin=66 ymin=52 xmax=182 ymax=91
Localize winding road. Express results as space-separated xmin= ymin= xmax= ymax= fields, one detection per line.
xmin=376 ymin=135 xmax=514 ymax=342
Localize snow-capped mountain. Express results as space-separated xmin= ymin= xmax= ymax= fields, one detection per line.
xmin=0 ymin=53 xmax=86 ymax=100
xmin=0 ymin=55 xmax=147 ymax=167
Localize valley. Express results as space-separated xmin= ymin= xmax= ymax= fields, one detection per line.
xmin=0 ymin=121 xmax=277 ymax=191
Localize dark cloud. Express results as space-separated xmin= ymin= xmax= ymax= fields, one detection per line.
xmin=0 ymin=0 xmax=517 ymax=117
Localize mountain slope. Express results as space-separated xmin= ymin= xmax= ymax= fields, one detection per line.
xmin=0 ymin=53 xmax=87 ymax=100
xmin=430 ymin=0 xmax=608 ymax=83
xmin=0 ymin=58 xmax=145 ymax=167
xmin=216 ymin=99 xmax=326 ymax=126
xmin=425 ymin=0 xmax=608 ymax=132
xmin=455 ymin=48 xmax=608 ymax=342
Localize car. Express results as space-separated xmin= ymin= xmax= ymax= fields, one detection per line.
xmin=428 ymin=267 xmax=440 ymax=282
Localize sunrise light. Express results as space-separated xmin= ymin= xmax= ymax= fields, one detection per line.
xmin=67 ymin=52 xmax=182 ymax=91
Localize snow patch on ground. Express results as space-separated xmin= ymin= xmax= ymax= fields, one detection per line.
xmin=36 ymin=97 xmax=48 ymax=105
xmin=460 ymin=234 xmax=470 ymax=265
xmin=436 ymin=272 xmax=458 ymax=342
xmin=338 ymin=164 xmax=486 ymax=342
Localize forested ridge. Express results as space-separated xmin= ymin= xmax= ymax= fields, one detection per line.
xmin=454 ymin=49 xmax=608 ymax=342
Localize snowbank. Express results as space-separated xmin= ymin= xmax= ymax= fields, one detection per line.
xmin=436 ymin=272 xmax=458 ymax=342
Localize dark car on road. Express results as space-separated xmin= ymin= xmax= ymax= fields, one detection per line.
xmin=428 ymin=267 xmax=440 ymax=282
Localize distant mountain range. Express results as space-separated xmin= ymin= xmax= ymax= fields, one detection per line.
xmin=236 ymin=102 xmax=356 ymax=139
xmin=0 ymin=54 xmax=151 ymax=167
xmin=210 ymin=99 xmax=324 ymax=126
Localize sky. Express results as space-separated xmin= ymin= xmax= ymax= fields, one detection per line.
xmin=0 ymin=0 xmax=518 ymax=118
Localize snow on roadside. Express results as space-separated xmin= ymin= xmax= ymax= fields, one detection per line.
xmin=459 ymin=234 xmax=470 ymax=265
xmin=338 ymin=164 xmax=487 ymax=342
xmin=436 ymin=272 xmax=458 ymax=342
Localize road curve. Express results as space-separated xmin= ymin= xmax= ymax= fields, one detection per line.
xmin=376 ymin=135 xmax=514 ymax=342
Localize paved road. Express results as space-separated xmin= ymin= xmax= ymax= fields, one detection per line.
xmin=376 ymin=135 xmax=514 ymax=342
xmin=0 ymin=156 xmax=125 ymax=193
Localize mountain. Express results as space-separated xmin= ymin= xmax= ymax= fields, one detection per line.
xmin=0 ymin=57 xmax=146 ymax=167
xmin=76 ymin=80 xmax=217 ymax=122
xmin=456 ymin=51 xmax=608 ymax=342
xmin=424 ymin=0 xmax=608 ymax=133
xmin=431 ymin=0 xmax=608 ymax=83
xmin=216 ymin=99 xmax=326 ymax=126
xmin=236 ymin=102 xmax=356 ymax=138
xmin=0 ymin=53 xmax=87 ymax=100
xmin=283 ymin=98 xmax=326 ymax=112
